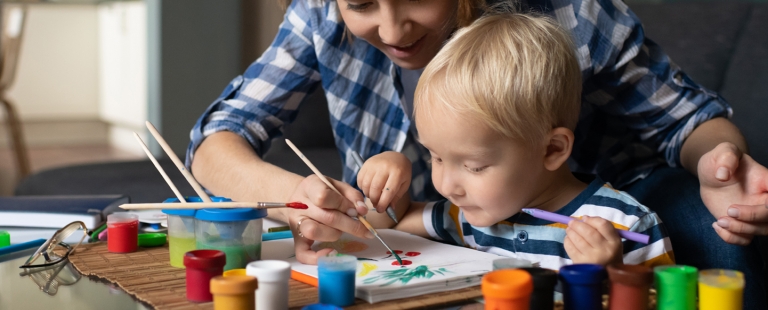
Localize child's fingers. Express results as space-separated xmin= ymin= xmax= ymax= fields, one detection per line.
xmin=377 ymin=171 xmax=406 ymax=211
xmin=563 ymin=234 xmax=584 ymax=260
xmin=366 ymin=170 xmax=387 ymax=208
xmin=583 ymin=216 xmax=620 ymax=244
xmin=567 ymin=220 xmax=603 ymax=249
xmin=565 ymin=223 xmax=593 ymax=251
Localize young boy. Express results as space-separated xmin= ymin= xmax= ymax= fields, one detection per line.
xmin=358 ymin=12 xmax=675 ymax=269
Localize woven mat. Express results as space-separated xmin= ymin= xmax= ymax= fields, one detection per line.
xmin=64 ymin=242 xmax=483 ymax=309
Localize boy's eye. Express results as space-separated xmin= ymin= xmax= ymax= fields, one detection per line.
xmin=465 ymin=165 xmax=486 ymax=173
xmin=346 ymin=1 xmax=372 ymax=12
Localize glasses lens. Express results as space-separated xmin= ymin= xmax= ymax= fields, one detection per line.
xmin=51 ymin=222 xmax=86 ymax=244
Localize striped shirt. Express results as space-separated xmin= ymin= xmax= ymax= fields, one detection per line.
xmin=423 ymin=178 xmax=675 ymax=270
xmin=186 ymin=0 xmax=731 ymax=201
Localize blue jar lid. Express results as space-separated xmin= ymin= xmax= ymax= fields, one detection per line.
xmin=161 ymin=196 xmax=232 ymax=216
xmin=195 ymin=208 xmax=267 ymax=222
xmin=559 ymin=264 xmax=606 ymax=285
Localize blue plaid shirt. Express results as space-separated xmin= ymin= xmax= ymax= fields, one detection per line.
xmin=186 ymin=0 xmax=731 ymax=201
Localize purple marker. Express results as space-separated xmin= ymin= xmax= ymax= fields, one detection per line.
xmin=520 ymin=208 xmax=650 ymax=244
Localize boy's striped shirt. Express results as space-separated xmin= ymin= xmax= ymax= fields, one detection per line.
xmin=423 ymin=178 xmax=675 ymax=270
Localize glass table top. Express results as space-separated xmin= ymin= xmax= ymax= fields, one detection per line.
xmin=0 ymin=248 xmax=150 ymax=310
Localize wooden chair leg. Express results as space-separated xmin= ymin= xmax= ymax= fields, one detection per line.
xmin=0 ymin=94 xmax=30 ymax=179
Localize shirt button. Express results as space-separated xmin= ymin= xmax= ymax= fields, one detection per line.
xmin=517 ymin=230 xmax=528 ymax=242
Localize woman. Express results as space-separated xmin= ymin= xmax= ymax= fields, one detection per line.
xmin=187 ymin=0 xmax=767 ymax=307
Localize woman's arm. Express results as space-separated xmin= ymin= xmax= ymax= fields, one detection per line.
xmin=191 ymin=131 xmax=303 ymax=223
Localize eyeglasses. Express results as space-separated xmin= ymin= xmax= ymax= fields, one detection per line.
xmin=19 ymin=221 xmax=88 ymax=268
xmin=19 ymin=260 xmax=81 ymax=295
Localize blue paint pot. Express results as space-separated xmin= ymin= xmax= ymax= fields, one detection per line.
xmin=559 ymin=264 xmax=606 ymax=310
xmin=317 ymin=254 xmax=357 ymax=306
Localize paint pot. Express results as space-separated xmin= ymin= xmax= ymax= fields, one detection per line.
xmin=492 ymin=257 xmax=533 ymax=270
xmin=698 ymin=269 xmax=744 ymax=310
xmin=195 ymin=207 xmax=266 ymax=271
xmin=559 ymin=264 xmax=606 ymax=310
xmin=246 ymin=260 xmax=291 ymax=310
xmin=654 ymin=265 xmax=697 ymax=310
xmin=481 ymin=269 xmax=533 ymax=310
xmin=301 ymin=304 xmax=343 ymax=310
xmin=519 ymin=267 xmax=557 ymax=310
xmin=223 ymin=268 xmax=247 ymax=277
xmin=607 ymin=264 xmax=653 ymax=310
xmin=138 ymin=233 xmax=166 ymax=247
xmin=210 ymin=275 xmax=257 ymax=310
xmin=184 ymin=249 xmax=226 ymax=302
xmin=163 ymin=198 xmax=197 ymax=268
xmin=317 ymin=254 xmax=356 ymax=307
xmin=0 ymin=230 xmax=9 ymax=247
xmin=107 ymin=213 xmax=139 ymax=253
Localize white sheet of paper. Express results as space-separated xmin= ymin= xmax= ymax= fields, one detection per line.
xmin=262 ymin=229 xmax=502 ymax=303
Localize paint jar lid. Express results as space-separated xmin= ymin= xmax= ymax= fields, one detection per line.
xmin=184 ymin=249 xmax=227 ymax=270
xmin=608 ymin=264 xmax=653 ymax=287
xmin=138 ymin=233 xmax=167 ymax=247
xmin=654 ymin=265 xmax=698 ymax=286
xmin=0 ymin=230 xmax=9 ymax=247
xmin=482 ymin=269 xmax=533 ymax=299
xmin=301 ymin=304 xmax=343 ymax=310
xmin=210 ymin=275 xmax=257 ymax=295
xmin=698 ymin=269 xmax=744 ymax=289
xmin=317 ymin=254 xmax=357 ymax=271
xmin=223 ymin=269 xmax=247 ymax=277
xmin=519 ymin=267 xmax=558 ymax=289
xmin=246 ymin=260 xmax=291 ymax=283
xmin=492 ymin=257 xmax=533 ymax=270
xmin=108 ymin=212 xmax=138 ymax=224
xmin=559 ymin=264 xmax=606 ymax=285
xmin=195 ymin=208 xmax=267 ymax=222
xmin=162 ymin=196 xmax=232 ymax=216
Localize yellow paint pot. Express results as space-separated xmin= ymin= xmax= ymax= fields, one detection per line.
xmin=698 ymin=269 xmax=744 ymax=310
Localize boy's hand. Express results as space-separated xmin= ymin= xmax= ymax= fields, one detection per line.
xmin=564 ymin=216 xmax=623 ymax=266
xmin=357 ymin=151 xmax=412 ymax=213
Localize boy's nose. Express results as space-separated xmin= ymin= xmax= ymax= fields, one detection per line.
xmin=439 ymin=171 xmax=466 ymax=199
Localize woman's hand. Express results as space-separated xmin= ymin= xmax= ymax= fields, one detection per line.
xmin=699 ymin=142 xmax=768 ymax=245
xmin=564 ymin=216 xmax=623 ymax=266
xmin=286 ymin=175 xmax=373 ymax=264
xmin=357 ymin=151 xmax=412 ymax=213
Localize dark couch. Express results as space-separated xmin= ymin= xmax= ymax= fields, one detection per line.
xmin=16 ymin=1 xmax=768 ymax=202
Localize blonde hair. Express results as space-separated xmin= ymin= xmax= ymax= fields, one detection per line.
xmin=278 ymin=0 xmax=485 ymax=28
xmin=414 ymin=12 xmax=582 ymax=145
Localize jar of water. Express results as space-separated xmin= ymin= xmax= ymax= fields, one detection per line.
xmin=195 ymin=207 xmax=266 ymax=271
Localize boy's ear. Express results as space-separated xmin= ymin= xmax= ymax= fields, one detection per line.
xmin=543 ymin=127 xmax=574 ymax=171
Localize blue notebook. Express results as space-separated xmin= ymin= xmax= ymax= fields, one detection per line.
xmin=0 ymin=195 xmax=130 ymax=229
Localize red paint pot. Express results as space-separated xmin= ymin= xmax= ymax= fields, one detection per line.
xmin=184 ymin=249 xmax=227 ymax=302
xmin=607 ymin=264 xmax=653 ymax=310
xmin=107 ymin=213 xmax=139 ymax=253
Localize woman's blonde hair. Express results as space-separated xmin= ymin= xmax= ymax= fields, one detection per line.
xmin=414 ymin=12 xmax=582 ymax=145
xmin=278 ymin=0 xmax=485 ymax=28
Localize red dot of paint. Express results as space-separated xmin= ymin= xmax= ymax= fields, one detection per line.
xmin=386 ymin=250 xmax=403 ymax=255
xmin=391 ymin=260 xmax=412 ymax=266
xmin=405 ymin=252 xmax=421 ymax=257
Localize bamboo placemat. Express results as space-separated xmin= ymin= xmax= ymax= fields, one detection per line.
xmin=63 ymin=242 xmax=484 ymax=310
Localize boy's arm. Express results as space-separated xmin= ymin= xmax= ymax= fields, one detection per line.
xmin=393 ymin=201 xmax=429 ymax=238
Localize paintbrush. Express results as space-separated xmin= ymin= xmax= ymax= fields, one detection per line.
xmin=119 ymin=201 xmax=309 ymax=210
xmin=349 ymin=151 xmax=399 ymax=224
xmin=284 ymin=139 xmax=404 ymax=265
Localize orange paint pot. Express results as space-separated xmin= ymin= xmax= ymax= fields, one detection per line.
xmin=482 ymin=269 xmax=533 ymax=310
xmin=210 ymin=275 xmax=258 ymax=310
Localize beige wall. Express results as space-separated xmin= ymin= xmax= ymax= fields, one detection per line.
xmin=242 ymin=0 xmax=284 ymax=69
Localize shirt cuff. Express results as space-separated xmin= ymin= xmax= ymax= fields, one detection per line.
xmin=422 ymin=201 xmax=441 ymax=241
